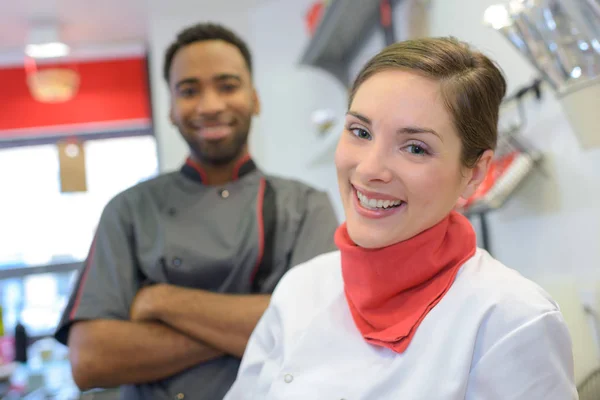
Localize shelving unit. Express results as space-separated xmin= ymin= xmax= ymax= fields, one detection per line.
xmin=299 ymin=0 xmax=401 ymax=86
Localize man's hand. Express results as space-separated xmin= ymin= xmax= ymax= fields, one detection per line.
xmin=68 ymin=319 xmax=222 ymax=390
xmin=130 ymin=284 xmax=168 ymax=321
xmin=129 ymin=284 xmax=270 ymax=358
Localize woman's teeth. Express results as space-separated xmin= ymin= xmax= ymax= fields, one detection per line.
xmin=356 ymin=190 xmax=403 ymax=210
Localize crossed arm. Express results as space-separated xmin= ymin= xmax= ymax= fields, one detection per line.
xmin=69 ymin=287 xmax=270 ymax=390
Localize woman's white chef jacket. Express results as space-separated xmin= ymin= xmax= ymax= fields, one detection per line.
xmin=224 ymin=248 xmax=578 ymax=400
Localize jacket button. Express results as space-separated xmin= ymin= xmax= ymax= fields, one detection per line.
xmin=219 ymin=189 xmax=230 ymax=199
xmin=172 ymin=257 xmax=182 ymax=267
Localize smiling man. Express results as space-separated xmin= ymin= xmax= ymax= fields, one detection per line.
xmin=55 ymin=22 xmax=338 ymax=400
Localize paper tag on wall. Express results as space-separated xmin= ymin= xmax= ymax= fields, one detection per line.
xmin=57 ymin=140 xmax=87 ymax=193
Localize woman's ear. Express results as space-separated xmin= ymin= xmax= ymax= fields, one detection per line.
xmin=459 ymin=150 xmax=494 ymax=201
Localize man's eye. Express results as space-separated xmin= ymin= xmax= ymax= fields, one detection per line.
xmin=220 ymin=84 xmax=238 ymax=92
xmin=179 ymin=87 xmax=197 ymax=97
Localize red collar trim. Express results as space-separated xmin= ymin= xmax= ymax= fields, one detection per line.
xmin=181 ymin=154 xmax=255 ymax=184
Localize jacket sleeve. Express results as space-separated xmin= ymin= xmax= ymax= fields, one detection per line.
xmin=466 ymin=310 xmax=578 ymax=400
xmin=54 ymin=194 xmax=141 ymax=345
xmin=288 ymin=189 xmax=339 ymax=268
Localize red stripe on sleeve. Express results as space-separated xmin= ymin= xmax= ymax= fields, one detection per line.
xmin=250 ymin=178 xmax=266 ymax=284
xmin=69 ymin=236 xmax=97 ymax=320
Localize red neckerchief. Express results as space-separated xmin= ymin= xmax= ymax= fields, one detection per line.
xmin=335 ymin=211 xmax=476 ymax=353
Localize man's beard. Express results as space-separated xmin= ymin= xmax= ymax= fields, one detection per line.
xmin=185 ymin=123 xmax=251 ymax=166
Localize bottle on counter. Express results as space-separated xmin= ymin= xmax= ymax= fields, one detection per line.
xmin=14 ymin=322 xmax=27 ymax=364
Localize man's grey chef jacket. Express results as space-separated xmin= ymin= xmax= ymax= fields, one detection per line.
xmin=54 ymin=157 xmax=339 ymax=400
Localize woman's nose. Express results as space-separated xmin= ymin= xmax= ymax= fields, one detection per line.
xmin=354 ymin=145 xmax=393 ymax=184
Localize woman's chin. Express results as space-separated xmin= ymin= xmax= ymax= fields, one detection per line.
xmin=346 ymin=223 xmax=399 ymax=249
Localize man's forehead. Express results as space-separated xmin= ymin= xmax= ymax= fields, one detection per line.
xmin=170 ymin=40 xmax=248 ymax=81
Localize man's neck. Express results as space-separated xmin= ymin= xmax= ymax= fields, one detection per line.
xmin=191 ymin=152 xmax=251 ymax=186
xmin=202 ymin=163 xmax=238 ymax=186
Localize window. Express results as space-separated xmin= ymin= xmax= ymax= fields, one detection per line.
xmin=0 ymin=134 xmax=158 ymax=268
xmin=0 ymin=133 xmax=158 ymax=336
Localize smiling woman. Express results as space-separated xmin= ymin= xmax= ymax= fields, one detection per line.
xmin=224 ymin=37 xmax=578 ymax=400
xmin=336 ymin=37 xmax=503 ymax=249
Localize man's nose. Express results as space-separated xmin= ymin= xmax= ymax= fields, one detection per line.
xmin=195 ymin=89 xmax=226 ymax=115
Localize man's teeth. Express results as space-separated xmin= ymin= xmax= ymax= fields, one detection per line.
xmin=199 ymin=125 xmax=228 ymax=131
xmin=356 ymin=190 xmax=403 ymax=209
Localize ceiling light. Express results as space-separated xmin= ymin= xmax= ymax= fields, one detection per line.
xmin=483 ymin=4 xmax=512 ymax=30
xmin=25 ymin=42 xmax=70 ymax=59
xmin=26 ymin=21 xmax=70 ymax=59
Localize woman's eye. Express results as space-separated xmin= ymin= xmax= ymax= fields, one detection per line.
xmin=350 ymin=128 xmax=372 ymax=140
xmin=406 ymin=144 xmax=428 ymax=155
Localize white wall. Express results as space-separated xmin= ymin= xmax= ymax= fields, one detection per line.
xmin=348 ymin=0 xmax=429 ymax=83
xmin=247 ymin=0 xmax=348 ymax=219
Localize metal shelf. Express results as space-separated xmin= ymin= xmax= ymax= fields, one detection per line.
xmin=299 ymin=0 xmax=399 ymax=86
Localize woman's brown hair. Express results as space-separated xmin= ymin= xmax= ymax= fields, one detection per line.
xmin=349 ymin=37 xmax=507 ymax=168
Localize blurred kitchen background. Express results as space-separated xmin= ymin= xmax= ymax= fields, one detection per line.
xmin=0 ymin=0 xmax=599 ymax=398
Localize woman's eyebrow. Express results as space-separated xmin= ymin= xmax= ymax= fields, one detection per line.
xmin=346 ymin=111 xmax=371 ymax=125
xmin=398 ymin=126 xmax=443 ymax=142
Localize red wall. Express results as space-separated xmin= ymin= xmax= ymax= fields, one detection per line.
xmin=0 ymin=57 xmax=152 ymax=137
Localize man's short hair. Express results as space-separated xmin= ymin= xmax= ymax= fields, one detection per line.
xmin=163 ymin=22 xmax=253 ymax=83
